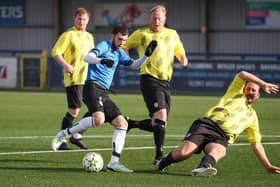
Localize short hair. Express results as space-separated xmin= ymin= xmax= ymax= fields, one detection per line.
xmin=111 ymin=24 xmax=129 ymax=35
xmin=150 ymin=4 xmax=167 ymax=15
xmin=74 ymin=7 xmax=91 ymax=17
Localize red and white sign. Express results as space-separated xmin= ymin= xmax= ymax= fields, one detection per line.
xmin=94 ymin=3 xmax=157 ymax=27
xmin=0 ymin=57 xmax=17 ymax=88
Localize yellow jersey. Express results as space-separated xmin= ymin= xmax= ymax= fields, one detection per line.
xmin=204 ymin=75 xmax=261 ymax=144
xmin=123 ymin=27 xmax=185 ymax=81
xmin=52 ymin=27 xmax=94 ymax=87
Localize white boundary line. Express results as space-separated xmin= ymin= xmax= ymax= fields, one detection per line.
xmin=0 ymin=142 xmax=280 ymax=156
xmin=0 ymin=134 xmax=279 ymax=156
xmin=0 ymin=134 xmax=280 ymax=140
xmin=0 ymin=146 xmax=162 ymax=156
xmin=0 ymin=135 xmax=153 ymax=139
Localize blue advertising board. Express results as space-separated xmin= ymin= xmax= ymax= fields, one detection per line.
xmin=46 ymin=56 xmax=280 ymax=93
xmin=0 ymin=0 xmax=25 ymax=25
xmin=111 ymin=60 xmax=280 ymax=93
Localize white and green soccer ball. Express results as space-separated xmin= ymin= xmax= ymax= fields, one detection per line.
xmin=82 ymin=152 xmax=104 ymax=172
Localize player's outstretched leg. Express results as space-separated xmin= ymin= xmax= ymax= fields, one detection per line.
xmin=106 ymin=127 xmax=133 ymax=173
xmin=153 ymin=119 xmax=166 ymax=165
xmin=125 ymin=117 xmax=153 ymax=133
xmin=69 ymin=112 xmax=91 ymax=149
xmin=191 ymin=167 xmax=217 ymax=177
xmin=191 ymin=155 xmax=217 ymax=177
xmin=155 ymin=152 xmax=177 ymax=171
xmin=52 ymin=130 xmax=69 ymax=151
xmin=70 ymin=133 xmax=88 ymax=149
xmin=106 ymin=162 xmax=133 ymax=173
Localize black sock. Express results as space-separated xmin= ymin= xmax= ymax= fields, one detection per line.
xmin=198 ymin=155 xmax=216 ymax=168
xmin=128 ymin=119 xmax=154 ymax=132
xmin=61 ymin=112 xmax=74 ymax=130
xmin=158 ymin=152 xmax=177 ymax=170
xmin=127 ymin=119 xmax=140 ymax=129
xmin=153 ymin=119 xmax=166 ymax=159
xmin=138 ymin=119 xmax=153 ymax=132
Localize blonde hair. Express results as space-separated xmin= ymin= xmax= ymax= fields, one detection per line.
xmin=150 ymin=4 xmax=167 ymax=15
xmin=74 ymin=7 xmax=91 ymax=17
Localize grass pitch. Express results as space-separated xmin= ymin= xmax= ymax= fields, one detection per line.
xmin=0 ymin=91 xmax=279 ymax=187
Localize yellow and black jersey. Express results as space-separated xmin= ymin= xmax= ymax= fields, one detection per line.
xmin=52 ymin=27 xmax=94 ymax=87
xmin=123 ymin=27 xmax=185 ymax=82
xmin=204 ymin=75 xmax=261 ymax=144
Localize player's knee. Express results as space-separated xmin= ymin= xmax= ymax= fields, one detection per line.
xmin=120 ymin=116 xmax=128 ymax=129
xmin=153 ymin=108 xmax=167 ymax=119
xmin=218 ymin=148 xmax=227 ymax=160
xmin=153 ymin=119 xmax=166 ymax=136
xmin=154 ymin=119 xmax=166 ymax=129
xmin=173 ymin=148 xmax=189 ymax=161
xmin=93 ymin=115 xmax=105 ymax=126
xmin=110 ymin=115 xmax=128 ymax=129
xmin=207 ymin=145 xmax=227 ymax=161
xmin=221 ymin=148 xmax=226 ymax=157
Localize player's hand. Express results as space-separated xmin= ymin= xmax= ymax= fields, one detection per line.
xmin=262 ymin=82 xmax=279 ymax=94
xmin=64 ymin=64 xmax=74 ymax=75
xmin=100 ymin=59 xmax=114 ymax=67
xmin=266 ymin=165 xmax=280 ymax=174
xmin=145 ymin=40 xmax=157 ymax=57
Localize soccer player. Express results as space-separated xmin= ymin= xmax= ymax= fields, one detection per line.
xmin=52 ymin=25 xmax=157 ymax=172
xmin=51 ymin=7 xmax=94 ymax=150
xmin=156 ymin=71 xmax=280 ymax=176
xmin=122 ymin=4 xmax=188 ymax=165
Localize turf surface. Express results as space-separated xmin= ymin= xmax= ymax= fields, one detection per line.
xmin=0 ymin=91 xmax=279 ymax=186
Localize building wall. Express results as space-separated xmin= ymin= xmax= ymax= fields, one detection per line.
xmin=0 ymin=0 xmax=55 ymax=52
xmin=208 ymin=0 xmax=280 ymax=54
xmin=0 ymin=0 xmax=279 ymax=55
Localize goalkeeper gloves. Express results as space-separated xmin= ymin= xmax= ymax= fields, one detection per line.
xmin=145 ymin=40 xmax=157 ymax=57
xmin=100 ymin=59 xmax=114 ymax=67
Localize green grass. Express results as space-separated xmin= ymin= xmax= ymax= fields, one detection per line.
xmin=0 ymin=91 xmax=279 ymax=186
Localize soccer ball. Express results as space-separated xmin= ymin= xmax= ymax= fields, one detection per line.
xmin=82 ymin=152 xmax=104 ymax=172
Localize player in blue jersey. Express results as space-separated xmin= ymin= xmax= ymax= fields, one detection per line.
xmin=52 ymin=25 xmax=157 ymax=172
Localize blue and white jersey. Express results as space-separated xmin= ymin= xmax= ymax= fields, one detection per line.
xmin=85 ymin=40 xmax=133 ymax=89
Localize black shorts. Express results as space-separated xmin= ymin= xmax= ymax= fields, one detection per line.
xmin=83 ymin=82 xmax=121 ymax=123
xmin=140 ymin=75 xmax=171 ymax=117
xmin=65 ymin=85 xmax=83 ymax=109
xmin=184 ymin=118 xmax=228 ymax=154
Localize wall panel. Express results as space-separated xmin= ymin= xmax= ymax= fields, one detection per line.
xmin=0 ymin=0 xmax=279 ymax=55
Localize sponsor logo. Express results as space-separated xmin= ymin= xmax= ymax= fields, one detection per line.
xmin=0 ymin=65 xmax=7 ymax=79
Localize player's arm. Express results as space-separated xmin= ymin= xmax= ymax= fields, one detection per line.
xmin=84 ymin=52 xmax=114 ymax=67
xmin=129 ymin=40 xmax=157 ymax=69
xmin=251 ymin=142 xmax=280 ymax=173
xmin=239 ymin=71 xmax=279 ymax=94
xmin=54 ymin=55 xmax=74 ymax=75
xmin=174 ymin=32 xmax=188 ymax=67
xmin=178 ymin=53 xmax=188 ymax=67
xmin=52 ymin=33 xmax=74 ymax=74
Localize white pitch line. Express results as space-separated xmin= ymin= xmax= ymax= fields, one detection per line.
xmin=0 ymin=146 xmax=172 ymax=156
xmin=0 ymin=134 xmax=279 ymax=140
xmin=0 ymin=142 xmax=280 ymax=156
xmin=0 ymin=135 xmax=153 ymax=139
